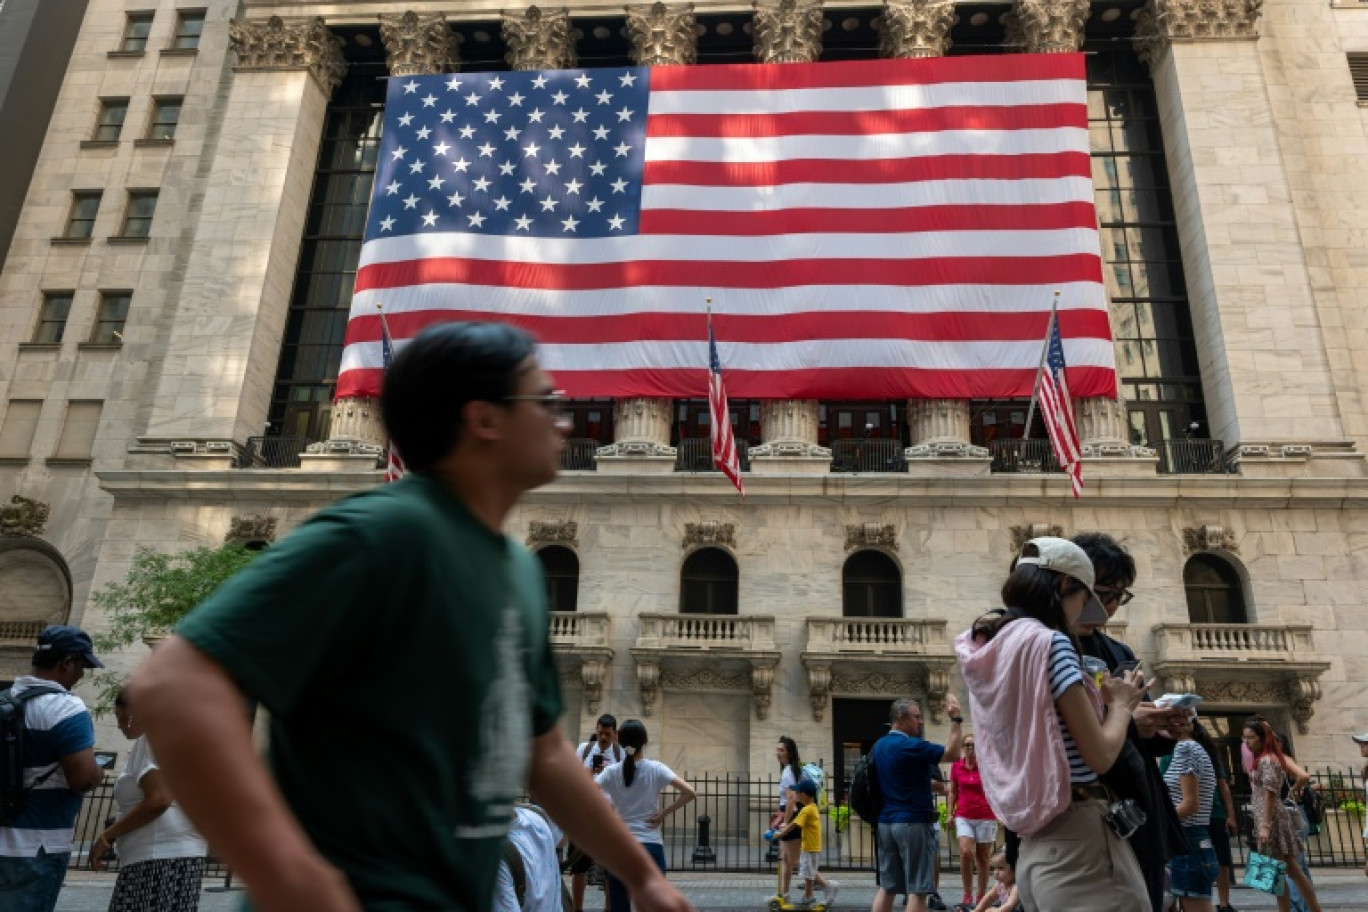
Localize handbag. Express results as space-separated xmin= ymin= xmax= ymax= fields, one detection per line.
xmin=1242 ymin=850 xmax=1287 ymax=896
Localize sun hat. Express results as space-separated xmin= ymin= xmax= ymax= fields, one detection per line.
xmin=1016 ymin=537 xmax=1109 ymax=627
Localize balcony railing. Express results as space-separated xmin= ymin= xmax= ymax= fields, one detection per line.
xmin=830 ymin=439 xmax=908 ymax=473
xmin=548 ymin=611 xmax=611 ymax=649
xmin=1154 ymin=623 xmax=1318 ymax=664
xmin=635 ymin=613 xmax=776 ymax=652
xmin=805 ymin=618 xmax=950 ymax=655
xmin=1153 ymin=438 xmax=1234 ymax=474
xmin=675 ymin=437 xmax=750 ymax=473
xmin=988 ymin=438 xmax=1061 ymax=474
xmin=0 ymin=620 xmax=44 ymax=648
xmin=236 ymin=436 xmax=312 ymax=469
xmin=560 ymin=438 xmax=600 ymax=471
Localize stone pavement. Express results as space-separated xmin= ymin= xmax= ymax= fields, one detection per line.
xmin=54 ymin=868 xmax=1368 ymax=911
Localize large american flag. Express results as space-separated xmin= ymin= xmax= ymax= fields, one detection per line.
xmin=337 ymin=54 xmax=1115 ymax=401
xmin=708 ymin=311 xmax=744 ymax=496
xmin=1038 ymin=310 xmax=1083 ymax=497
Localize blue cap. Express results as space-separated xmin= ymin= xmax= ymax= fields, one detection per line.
xmin=794 ymin=779 xmax=818 ymax=797
xmin=36 ymin=625 xmax=104 ymax=668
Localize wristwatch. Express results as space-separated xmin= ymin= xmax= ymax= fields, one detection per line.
xmin=949 ymin=716 xmax=964 ymax=724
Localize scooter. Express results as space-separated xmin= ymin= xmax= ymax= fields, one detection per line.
xmin=764 ymin=830 xmax=828 ymax=912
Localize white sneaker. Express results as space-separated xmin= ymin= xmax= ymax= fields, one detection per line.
xmin=823 ymin=882 xmax=840 ymax=907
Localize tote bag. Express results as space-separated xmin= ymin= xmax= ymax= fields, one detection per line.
xmin=1242 ymin=850 xmax=1287 ymax=896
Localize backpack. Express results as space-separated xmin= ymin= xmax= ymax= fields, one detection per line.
xmin=801 ymin=762 xmax=828 ymax=809
xmin=847 ymin=747 xmax=883 ymax=824
xmin=579 ymin=740 xmax=623 ymax=766
xmin=0 ymin=684 xmax=65 ymax=826
xmin=1300 ymin=783 xmax=1324 ymax=834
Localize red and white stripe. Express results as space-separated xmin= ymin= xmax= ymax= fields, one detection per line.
xmin=338 ymin=54 xmax=1113 ymax=401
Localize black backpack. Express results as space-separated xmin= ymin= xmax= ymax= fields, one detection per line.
xmin=847 ymin=742 xmax=884 ymax=824
xmin=0 ymin=684 xmax=65 ymax=825
xmin=1300 ymin=783 xmax=1324 ymax=834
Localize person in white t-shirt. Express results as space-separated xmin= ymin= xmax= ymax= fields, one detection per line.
xmin=495 ymin=806 xmax=565 ymax=912
xmin=594 ymin=720 xmax=696 ymax=912
xmin=91 ymin=690 xmax=208 ymax=911
xmin=572 ymin=715 xmax=624 ymax=912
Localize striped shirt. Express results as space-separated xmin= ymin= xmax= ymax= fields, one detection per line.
xmin=1164 ymin=739 xmax=1217 ymax=827
xmin=1046 ymin=633 xmax=1097 ymax=784
xmin=0 ymin=676 xmax=95 ymax=856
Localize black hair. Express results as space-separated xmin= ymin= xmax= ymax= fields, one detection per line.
xmin=981 ymin=563 xmax=1084 ymax=646
xmin=380 ymin=321 xmax=537 ymax=474
xmin=596 ymin=714 xmax=618 ymax=730
xmin=618 ymin=719 xmax=648 ymax=788
xmin=31 ymin=649 xmax=65 ymax=670
xmin=1072 ymin=532 xmax=1137 ymax=589
xmin=778 ymin=736 xmax=803 ymax=782
xmin=114 ymin=689 xmax=129 ymax=710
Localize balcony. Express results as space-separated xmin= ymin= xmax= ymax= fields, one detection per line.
xmin=674 ymin=437 xmax=750 ymax=473
xmin=830 ymin=439 xmax=908 ymax=474
xmin=549 ymin=611 xmax=612 ymax=715
xmin=1152 ymin=623 xmax=1330 ymax=733
xmin=1152 ymin=439 xmax=1235 ymax=475
xmin=631 ymin=613 xmax=780 ymax=720
xmin=988 ymin=438 xmax=1061 ymax=474
xmin=801 ymin=618 xmax=956 ymax=722
xmin=560 ymin=438 xmax=600 ymax=471
xmin=235 ymin=436 xmax=312 ymax=469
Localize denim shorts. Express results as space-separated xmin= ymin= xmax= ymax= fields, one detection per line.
xmin=1169 ymin=824 xmax=1220 ymax=899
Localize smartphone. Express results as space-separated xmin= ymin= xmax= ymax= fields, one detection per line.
xmin=1115 ymin=659 xmax=1141 ymax=675
xmin=94 ymin=753 xmax=117 ymax=770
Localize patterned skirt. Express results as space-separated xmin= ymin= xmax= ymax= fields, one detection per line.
xmin=108 ymin=856 xmax=208 ymax=912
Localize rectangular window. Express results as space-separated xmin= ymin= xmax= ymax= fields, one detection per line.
xmin=1350 ymin=53 xmax=1368 ymax=103
xmin=121 ymin=12 xmax=154 ymax=52
xmin=119 ymin=191 xmax=158 ymax=238
xmin=0 ymin=401 xmax=42 ymax=460
xmin=92 ymin=292 xmax=131 ymax=344
xmin=53 ymin=401 xmax=103 ymax=461
xmin=33 ymin=292 xmax=73 ymax=344
xmin=172 ymin=10 xmax=204 ymax=50
xmin=147 ymin=97 xmax=182 ymax=140
xmin=65 ymin=191 xmax=102 ymax=239
xmin=93 ymin=98 xmax=128 ymax=142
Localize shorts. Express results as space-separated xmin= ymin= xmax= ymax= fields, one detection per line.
xmin=1206 ymin=818 xmax=1233 ymax=868
xmin=798 ymin=851 xmax=821 ymax=881
xmin=955 ymin=817 xmax=999 ymax=844
xmin=567 ymin=843 xmax=595 ymax=875
xmin=1168 ymin=824 xmax=1220 ymax=899
xmin=877 ymin=821 xmax=937 ymax=897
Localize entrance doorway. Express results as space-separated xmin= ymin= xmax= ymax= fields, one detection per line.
xmin=831 ymin=697 xmax=894 ymax=800
xmin=1201 ymin=710 xmax=1295 ymax=794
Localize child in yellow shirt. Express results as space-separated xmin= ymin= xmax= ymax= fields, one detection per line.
xmin=776 ymin=779 xmax=839 ymax=907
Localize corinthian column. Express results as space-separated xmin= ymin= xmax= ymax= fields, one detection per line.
xmin=747 ymin=0 xmax=830 ymax=471
xmin=1003 ymin=0 xmax=1090 ymax=54
xmin=877 ymin=0 xmax=955 ymax=59
xmin=502 ymin=6 xmax=577 ymax=70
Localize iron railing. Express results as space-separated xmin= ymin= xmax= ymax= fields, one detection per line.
xmin=561 ymin=438 xmax=601 ymax=471
xmin=988 ymin=438 xmax=1061 ymax=474
xmin=675 ymin=437 xmax=751 ymax=473
xmin=235 ymin=435 xmax=311 ymax=469
xmin=830 ymin=439 xmax=908 ymax=474
xmin=1153 ymin=438 xmax=1234 ymax=474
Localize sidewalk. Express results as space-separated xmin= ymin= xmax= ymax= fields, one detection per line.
xmin=55 ymin=868 xmax=1368 ymax=911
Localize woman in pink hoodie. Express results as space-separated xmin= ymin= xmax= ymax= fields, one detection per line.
xmin=955 ymin=537 xmax=1149 ymax=912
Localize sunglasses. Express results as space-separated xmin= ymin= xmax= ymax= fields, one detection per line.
xmin=1094 ymin=586 xmax=1135 ymax=606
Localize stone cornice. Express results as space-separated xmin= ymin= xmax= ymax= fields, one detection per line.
xmin=379 ymin=10 xmax=458 ymax=76
xmin=229 ymin=16 xmax=346 ymax=94
xmin=1134 ymin=0 xmax=1264 ymax=67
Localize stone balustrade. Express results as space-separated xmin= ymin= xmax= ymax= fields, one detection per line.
xmin=548 ymin=611 xmax=613 ymax=716
xmin=805 ymin=618 xmax=950 ymax=656
xmin=549 ymin=611 xmax=611 ymax=649
xmin=1155 ymin=622 xmax=1316 ymax=663
xmin=0 ymin=620 xmax=44 ymax=647
xmin=635 ymin=613 xmax=776 ymax=652
xmin=632 ymin=613 xmax=780 ymax=720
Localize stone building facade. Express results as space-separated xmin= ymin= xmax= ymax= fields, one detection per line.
xmin=2 ymin=0 xmax=1368 ymax=788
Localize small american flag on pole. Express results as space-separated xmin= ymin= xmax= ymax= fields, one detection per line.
xmin=707 ymin=309 xmax=744 ymax=496
xmin=1037 ymin=308 xmax=1083 ymax=497
xmin=379 ymin=307 xmax=407 ymax=483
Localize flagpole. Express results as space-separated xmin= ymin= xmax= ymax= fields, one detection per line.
xmin=1021 ymin=291 xmax=1060 ymax=440
xmin=376 ymin=301 xmax=393 ymax=341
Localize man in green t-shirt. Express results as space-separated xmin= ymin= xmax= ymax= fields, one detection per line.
xmin=128 ymin=323 xmax=694 ymax=912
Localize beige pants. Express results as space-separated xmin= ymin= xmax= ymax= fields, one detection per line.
xmin=1017 ymin=799 xmax=1149 ymax=912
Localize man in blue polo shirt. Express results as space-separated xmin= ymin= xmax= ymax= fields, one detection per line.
xmin=0 ymin=626 xmax=106 ymax=912
xmin=871 ymin=695 xmax=963 ymax=912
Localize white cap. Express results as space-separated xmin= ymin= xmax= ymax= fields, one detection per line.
xmin=1352 ymin=732 xmax=1368 ymax=745
xmin=1016 ymin=537 xmax=1109 ymax=627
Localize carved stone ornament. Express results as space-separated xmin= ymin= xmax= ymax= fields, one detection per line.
xmin=831 ymin=670 xmax=918 ymax=696
xmin=806 ymin=662 xmax=831 ymax=721
xmin=229 ymin=16 xmax=346 ymax=95
xmin=876 ymin=0 xmax=955 ymax=59
xmin=751 ymin=400 xmax=831 ymax=458
xmin=660 ymin=667 xmax=751 ymax=691
xmin=502 ymin=6 xmax=577 ymax=71
xmin=626 ymin=2 xmax=698 ymax=65
xmin=597 ymin=397 xmax=676 ymax=458
xmin=751 ymin=663 xmax=776 ymax=721
xmin=379 ymin=11 xmax=458 ymax=76
xmin=845 ymin=523 xmax=897 ymax=551
xmin=637 ymin=660 xmax=661 ymax=716
xmin=752 ymin=0 xmax=825 ymax=64
xmin=1009 ymin=523 xmax=1064 ymax=553
xmin=1134 ymin=0 xmax=1264 ymax=67
xmin=527 ymin=520 xmax=579 ymax=546
xmin=581 ymin=659 xmax=607 ymax=715
xmin=1003 ymin=0 xmax=1090 ymax=54
xmin=0 ymin=496 xmax=50 ymax=538
xmin=226 ymin=514 xmax=277 ymax=546
xmin=683 ymin=521 xmax=736 ymax=549
xmin=1192 ymin=678 xmax=1283 ymax=704
xmin=1288 ymin=676 xmax=1321 ymax=735
xmin=325 ymin=396 xmax=387 ymax=448
xmin=1181 ymin=524 xmax=1238 ymax=555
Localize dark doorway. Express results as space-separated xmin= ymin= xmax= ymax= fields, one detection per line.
xmin=1201 ymin=710 xmax=1295 ymax=795
xmin=831 ymin=697 xmax=894 ymax=801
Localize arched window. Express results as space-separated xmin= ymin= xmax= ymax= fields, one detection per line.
xmin=1184 ymin=554 xmax=1247 ymax=624
xmin=537 ymin=546 xmax=579 ymax=613
xmin=680 ymin=548 xmax=738 ymax=615
xmin=842 ymin=550 xmax=903 ymax=618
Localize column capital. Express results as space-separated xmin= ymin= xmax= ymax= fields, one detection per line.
xmin=752 ymin=0 xmax=825 ymax=64
xmin=1134 ymin=0 xmax=1263 ymax=68
xmin=229 ymin=16 xmax=346 ymax=95
xmin=877 ymin=0 xmax=956 ymax=60
xmin=1003 ymin=0 xmax=1089 ymax=55
xmin=502 ymin=6 xmax=577 ymax=71
xmin=626 ymin=2 xmax=699 ymax=65
xmin=379 ymin=11 xmax=458 ymax=76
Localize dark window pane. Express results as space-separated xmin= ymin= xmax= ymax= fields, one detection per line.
xmin=122 ymin=13 xmax=153 ymax=51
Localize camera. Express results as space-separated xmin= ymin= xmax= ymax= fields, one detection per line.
xmin=1104 ymin=799 xmax=1147 ymax=839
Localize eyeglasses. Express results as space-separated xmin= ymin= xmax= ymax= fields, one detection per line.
xmin=1094 ymin=587 xmax=1134 ymax=606
xmin=503 ymin=390 xmax=572 ymax=421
